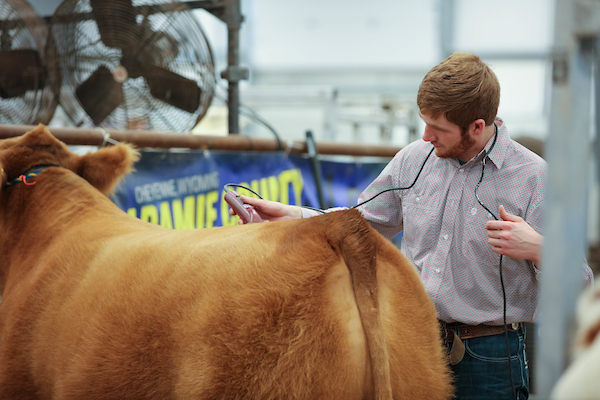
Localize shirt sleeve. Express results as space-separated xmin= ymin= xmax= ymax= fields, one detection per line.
xmin=300 ymin=207 xmax=347 ymax=219
xmin=354 ymin=154 xmax=404 ymax=240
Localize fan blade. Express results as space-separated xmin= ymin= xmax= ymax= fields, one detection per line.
xmin=75 ymin=65 xmax=124 ymax=125
xmin=144 ymin=66 xmax=201 ymax=113
xmin=90 ymin=0 xmax=137 ymax=50
xmin=0 ymin=49 xmax=46 ymax=98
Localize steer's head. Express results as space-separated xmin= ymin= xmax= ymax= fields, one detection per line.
xmin=0 ymin=124 xmax=139 ymax=195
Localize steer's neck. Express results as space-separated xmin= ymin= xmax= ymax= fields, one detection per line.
xmin=2 ymin=168 xmax=112 ymax=228
xmin=0 ymin=169 xmax=120 ymax=294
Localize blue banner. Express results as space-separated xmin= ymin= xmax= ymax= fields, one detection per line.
xmin=111 ymin=150 xmax=389 ymax=229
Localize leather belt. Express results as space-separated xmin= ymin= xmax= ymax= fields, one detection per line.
xmin=440 ymin=321 xmax=521 ymax=345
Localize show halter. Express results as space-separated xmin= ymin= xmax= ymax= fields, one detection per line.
xmin=2 ymin=165 xmax=59 ymax=188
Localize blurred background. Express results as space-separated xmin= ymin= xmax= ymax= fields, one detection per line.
xmin=29 ymin=0 xmax=553 ymax=148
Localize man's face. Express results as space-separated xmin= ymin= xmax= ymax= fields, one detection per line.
xmin=419 ymin=113 xmax=475 ymax=161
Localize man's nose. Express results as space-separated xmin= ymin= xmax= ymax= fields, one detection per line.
xmin=422 ymin=126 xmax=434 ymax=142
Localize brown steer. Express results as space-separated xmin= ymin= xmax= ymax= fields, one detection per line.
xmin=0 ymin=125 xmax=452 ymax=399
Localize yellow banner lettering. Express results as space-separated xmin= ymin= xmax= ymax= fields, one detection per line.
xmin=140 ymin=204 xmax=159 ymax=225
xmin=205 ymin=190 xmax=218 ymax=228
xmin=279 ymin=169 xmax=303 ymax=205
xmin=160 ymin=201 xmax=173 ymax=229
xmin=173 ymin=196 xmax=195 ymax=230
xmin=267 ymin=176 xmax=279 ymax=201
xmin=196 ymin=194 xmax=206 ymax=229
xmin=250 ymin=179 xmax=260 ymax=198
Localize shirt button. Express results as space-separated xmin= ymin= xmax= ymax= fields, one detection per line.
xmin=471 ymin=207 xmax=477 ymax=216
xmin=459 ymin=169 xmax=464 ymax=173
xmin=443 ymin=234 xmax=449 ymax=240
xmin=416 ymin=197 xmax=420 ymax=202
xmin=435 ymin=268 xmax=441 ymax=273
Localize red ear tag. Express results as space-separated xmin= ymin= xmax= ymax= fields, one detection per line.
xmin=20 ymin=175 xmax=36 ymax=185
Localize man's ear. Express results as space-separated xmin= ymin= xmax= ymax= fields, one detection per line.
xmin=469 ymin=119 xmax=487 ymax=136
xmin=77 ymin=143 xmax=140 ymax=195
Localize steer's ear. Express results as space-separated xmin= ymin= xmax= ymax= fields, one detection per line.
xmin=77 ymin=143 xmax=140 ymax=195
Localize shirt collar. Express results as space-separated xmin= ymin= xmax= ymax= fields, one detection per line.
xmin=482 ymin=117 xmax=509 ymax=169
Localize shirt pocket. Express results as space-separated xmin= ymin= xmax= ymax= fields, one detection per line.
xmin=402 ymin=191 xmax=442 ymax=252
xmin=461 ymin=199 xmax=507 ymax=265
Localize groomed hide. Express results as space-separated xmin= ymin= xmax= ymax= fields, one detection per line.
xmin=0 ymin=125 xmax=453 ymax=399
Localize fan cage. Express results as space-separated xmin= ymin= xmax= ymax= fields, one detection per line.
xmin=47 ymin=0 xmax=215 ymax=132
xmin=0 ymin=0 xmax=57 ymax=125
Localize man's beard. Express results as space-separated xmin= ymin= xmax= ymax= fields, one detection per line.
xmin=436 ymin=132 xmax=476 ymax=160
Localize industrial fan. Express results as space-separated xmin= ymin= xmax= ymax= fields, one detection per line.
xmin=46 ymin=0 xmax=215 ymax=132
xmin=0 ymin=0 xmax=57 ymax=124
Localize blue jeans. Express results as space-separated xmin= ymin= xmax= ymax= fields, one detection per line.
xmin=449 ymin=325 xmax=529 ymax=400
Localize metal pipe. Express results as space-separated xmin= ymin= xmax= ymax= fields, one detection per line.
xmin=35 ymin=1 xmax=220 ymax=25
xmin=305 ymin=130 xmax=326 ymax=208
xmin=223 ymin=0 xmax=244 ymax=135
xmin=594 ymin=39 xmax=600 ymax=248
xmin=439 ymin=0 xmax=455 ymax=59
xmin=536 ymin=0 xmax=594 ymax=397
xmin=0 ymin=124 xmax=401 ymax=158
xmin=227 ymin=25 xmax=240 ymax=134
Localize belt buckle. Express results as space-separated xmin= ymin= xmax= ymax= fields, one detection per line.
xmin=511 ymin=322 xmax=520 ymax=331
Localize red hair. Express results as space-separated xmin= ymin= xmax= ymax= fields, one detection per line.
xmin=417 ymin=52 xmax=500 ymax=133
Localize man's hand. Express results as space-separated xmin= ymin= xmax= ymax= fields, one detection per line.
xmin=228 ymin=195 xmax=302 ymax=224
xmin=485 ymin=205 xmax=543 ymax=266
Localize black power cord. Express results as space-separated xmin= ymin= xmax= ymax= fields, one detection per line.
xmin=300 ymin=146 xmax=435 ymax=214
xmin=352 ymin=147 xmax=435 ymax=209
xmin=474 ymin=127 xmax=517 ymax=400
xmin=223 ymin=183 xmax=263 ymax=198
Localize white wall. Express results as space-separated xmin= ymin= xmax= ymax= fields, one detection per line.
xmin=247 ymin=0 xmax=438 ymax=70
xmin=453 ymin=0 xmax=554 ymax=140
xmin=453 ymin=0 xmax=553 ymax=53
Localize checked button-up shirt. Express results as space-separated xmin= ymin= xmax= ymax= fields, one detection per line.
xmin=302 ymin=118 xmax=594 ymax=325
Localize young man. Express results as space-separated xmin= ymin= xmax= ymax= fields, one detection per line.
xmin=232 ymin=52 xmax=594 ymax=399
